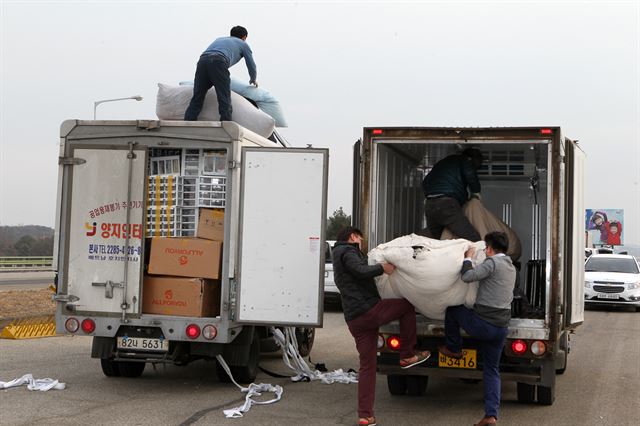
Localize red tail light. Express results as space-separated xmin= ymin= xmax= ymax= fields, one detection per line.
xmin=387 ymin=336 xmax=401 ymax=351
xmin=81 ymin=318 xmax=96 ymax=334
xmin=511 ymin=339 xmax=527 ymax=355
xmin=372 ymin=129 xmax=383 ymax=135
xmin=540 ymin=128 xmax=553 ymax=135
xmin=186 ymin=324 xmax=201 ymax=339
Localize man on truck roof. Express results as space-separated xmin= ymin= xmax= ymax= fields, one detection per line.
xmin=439 ymin=231 xmax=516 ymax=426
xmin=184 ymin=25 xmax=258 ymax=122
xmin=332 ymin=226 xmax=430 ymax=426
xmin=422 ymin=148 xmax=483 ymax=242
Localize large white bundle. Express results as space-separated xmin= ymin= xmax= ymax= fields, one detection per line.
xmin=155 ymin=83 xmax=276 ymax=138
xmin=369 ymin=234 xmax=485 ymax=320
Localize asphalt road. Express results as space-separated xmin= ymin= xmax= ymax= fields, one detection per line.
xmin=0 ymin=271 xmax=54 ymax=290
xmin=1 ymin=307 xmax=638 ymax=426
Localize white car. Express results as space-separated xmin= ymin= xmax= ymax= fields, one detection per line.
xmin=584 ymin=254 xmax=640 ymax=310
xmin=323 ymin=240 xmax=341 ymax=305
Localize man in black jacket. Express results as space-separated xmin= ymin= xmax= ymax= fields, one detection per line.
xmin=332 ymin=226 xmax=430 ymax=426
xmin=422 ymin=148 xmax=483 ymax=242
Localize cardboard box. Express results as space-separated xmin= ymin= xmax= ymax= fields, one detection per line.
xmin=148 ymin=237 xmax=222 ymax=279
xmin=142 ymin=276 xmax=221 ymax=317
xmin=197 ymin=208 xmax=225 ymax=241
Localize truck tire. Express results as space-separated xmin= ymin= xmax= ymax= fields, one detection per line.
xmin=537 ymin=384 xmax=555 ymax=405
xmin=406 ymin=375 xmax=428 ymax=396
xmin=556 ymin=332 xmax=568 ymax=374
xmin=387 ymin=375 xmax=408 ymax=396
xmin=516 ymin=382 xmax=535 ymax=403
xmin=217 ymin=331 xmax=260 ymax=384
xmin=118 ymin=361 xmax=146 ymax=378
xmin=295 ymin=327 xmax=315 ymax=357
xmin=100 ymin=358 xmax=121 ymax=377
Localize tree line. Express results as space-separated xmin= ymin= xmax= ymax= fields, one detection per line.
xmin=0 ymin=226 xmax=54 ymax=256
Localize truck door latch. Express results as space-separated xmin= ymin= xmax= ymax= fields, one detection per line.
xmin=53 ymin=294 xmax=80 ymax=303
xmin=58 ymin=156 xmax=86 ymax=166
xmin=92 ymin=280 xmax=125 ymax=299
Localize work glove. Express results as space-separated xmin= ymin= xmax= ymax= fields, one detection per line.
xmin=250 ymin=80 xmax=259 ymax=88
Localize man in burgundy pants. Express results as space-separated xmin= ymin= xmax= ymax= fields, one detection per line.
xmin=332 ymin=227 xmax=431 ymax=426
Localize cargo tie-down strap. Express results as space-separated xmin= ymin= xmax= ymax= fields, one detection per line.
xmin=0 ymin=374 xmax=66 ymax=391
xmin=220 ymin=327 xmax=357 ymax=419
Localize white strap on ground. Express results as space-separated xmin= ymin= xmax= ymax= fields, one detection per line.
xmin=217 ymin=355 xmax=283 ymax=419
xmin=220 ymin=327 xmax=357 ymax=419
xmin=1 ymin=374 xmax=66 ymax=391
xmin=271 ymin=327 xmax=358 ymax=385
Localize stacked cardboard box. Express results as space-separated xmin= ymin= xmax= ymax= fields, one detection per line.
xmin=143 ymin=208 xmax=225 ymax=317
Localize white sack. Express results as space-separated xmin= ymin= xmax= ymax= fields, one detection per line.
xmin=369 ymin=234 xmax=486 ymax=320
xmin=180 ymin=79 xmax=288 ymax=127
xmin=155 ymin=83 xmax=276 ymax=138
xmin=441 ymin=198 xmax=522 ymax=261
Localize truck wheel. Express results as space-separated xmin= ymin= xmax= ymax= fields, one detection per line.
xmin=100 ymin=358 xmax=121 ymax=377
xmin=118 ymin=361 xmax=146 ymax=378
xmin=406 ymin=375 xmax=428 ymax=396
xmin=387 ymin=375 xmax=408 ymax=395
xmin=295 ymin=327 xmax=315 ymax=357
xmin=516 ymin=382 xmax=536 ymax=403
xmin=556 ymin=332 xmax=568 ymax=374
xmin=217 ymin=331 xmax=261 ymax=384
xmin=537 ymin=384 xmax=555 ymax=405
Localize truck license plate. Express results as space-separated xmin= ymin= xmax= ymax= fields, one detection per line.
xmin=117 ymin=337 xmax=168 ymax=352
xmin=598 ymin=293 xmax=619 ymax=300
xmin=438 ymin=349 xmax=477 ymax=369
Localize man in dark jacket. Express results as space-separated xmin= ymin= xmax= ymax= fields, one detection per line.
xmin=422 ymin=148 xmax=483 ymax=241
xmin=332 ymin=226 xmax=430 ymax=426
xmin=439 ymin=232 xmax=516 ymax=426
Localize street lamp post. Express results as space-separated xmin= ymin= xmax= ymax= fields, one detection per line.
xmin=93 ymin=95 xmax=143 ymax=119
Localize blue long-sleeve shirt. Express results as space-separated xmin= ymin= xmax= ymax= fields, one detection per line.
xmin=203 ymin=36 xmax=257 ymax=83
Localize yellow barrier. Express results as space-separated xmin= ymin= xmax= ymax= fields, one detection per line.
xmin=0 ymin=316 xmax=57 ymax=339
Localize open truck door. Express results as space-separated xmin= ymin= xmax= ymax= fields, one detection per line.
xmin=235 ymin=147 xmax=328 ymax=327
xmin=564 ymin=140 xmax=586 ymax=328
xmin=58 ymin=143 xmax=147 ymax=319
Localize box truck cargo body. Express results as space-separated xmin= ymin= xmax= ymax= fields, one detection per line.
xmin=53 ymin=120 xmax=328 ymax=382
xmin=353 ymin=127 xmax=585 ymax=405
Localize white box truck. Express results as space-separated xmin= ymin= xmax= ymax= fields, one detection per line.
xmin=53 ymin=120 xmax=328 ymax=382
xmin=353 ymin=126 xmax=585 ymax=405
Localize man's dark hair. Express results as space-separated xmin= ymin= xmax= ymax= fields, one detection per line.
xmin=230 ymin=26 xmax=248 ymax=39
xmin=485 ymin=231 xmax=509 ymax=253
xmin=462 ymin=148 xmax=483 ymax=169
xmin=336 ymin=226 xmax=362 ymax=242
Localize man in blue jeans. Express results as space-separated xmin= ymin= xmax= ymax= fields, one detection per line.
xmin=439 ymin=231 xmax=516 ymax=426
xmin=184 ymin=26 xmax=258 ymax=122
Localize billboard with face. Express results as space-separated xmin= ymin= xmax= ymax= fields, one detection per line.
xmin=586 ymin=209 xmax=624 ymax=246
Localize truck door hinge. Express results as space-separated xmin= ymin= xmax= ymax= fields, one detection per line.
xmin=229 ymin=160 xmax=240 ymax=169
xmin=92 ymin=280 xmax=125 ymax=299
xmin=58 ymin=156 xmax=86 ymax=166
xmin=53 ymin=294 xmax=80 ymax=303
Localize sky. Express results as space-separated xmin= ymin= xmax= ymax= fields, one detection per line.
xmin=1 ymin=0 xmax=639 ymax=244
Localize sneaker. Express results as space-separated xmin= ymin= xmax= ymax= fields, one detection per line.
xmin=474 ymin=415 xmax=497 ymax=426
xmin=358 ymin=417 xmax=377 ymax=426
xmin=438 ymin=345 xmax=463 ymax=359
xmin=400 ymin=350 xmax=431 ymax=369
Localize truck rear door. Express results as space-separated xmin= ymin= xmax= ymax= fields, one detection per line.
xmin=62 ymin=144 xmax=147 ymax=316
xmin=564 ymin=140 xmax=586 ymax=327
xmin=235 ymin=147 xmax=328 ymax=326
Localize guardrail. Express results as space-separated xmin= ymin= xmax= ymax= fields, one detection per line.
xmin=0 ymin=257 xmax=54 ymax=271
